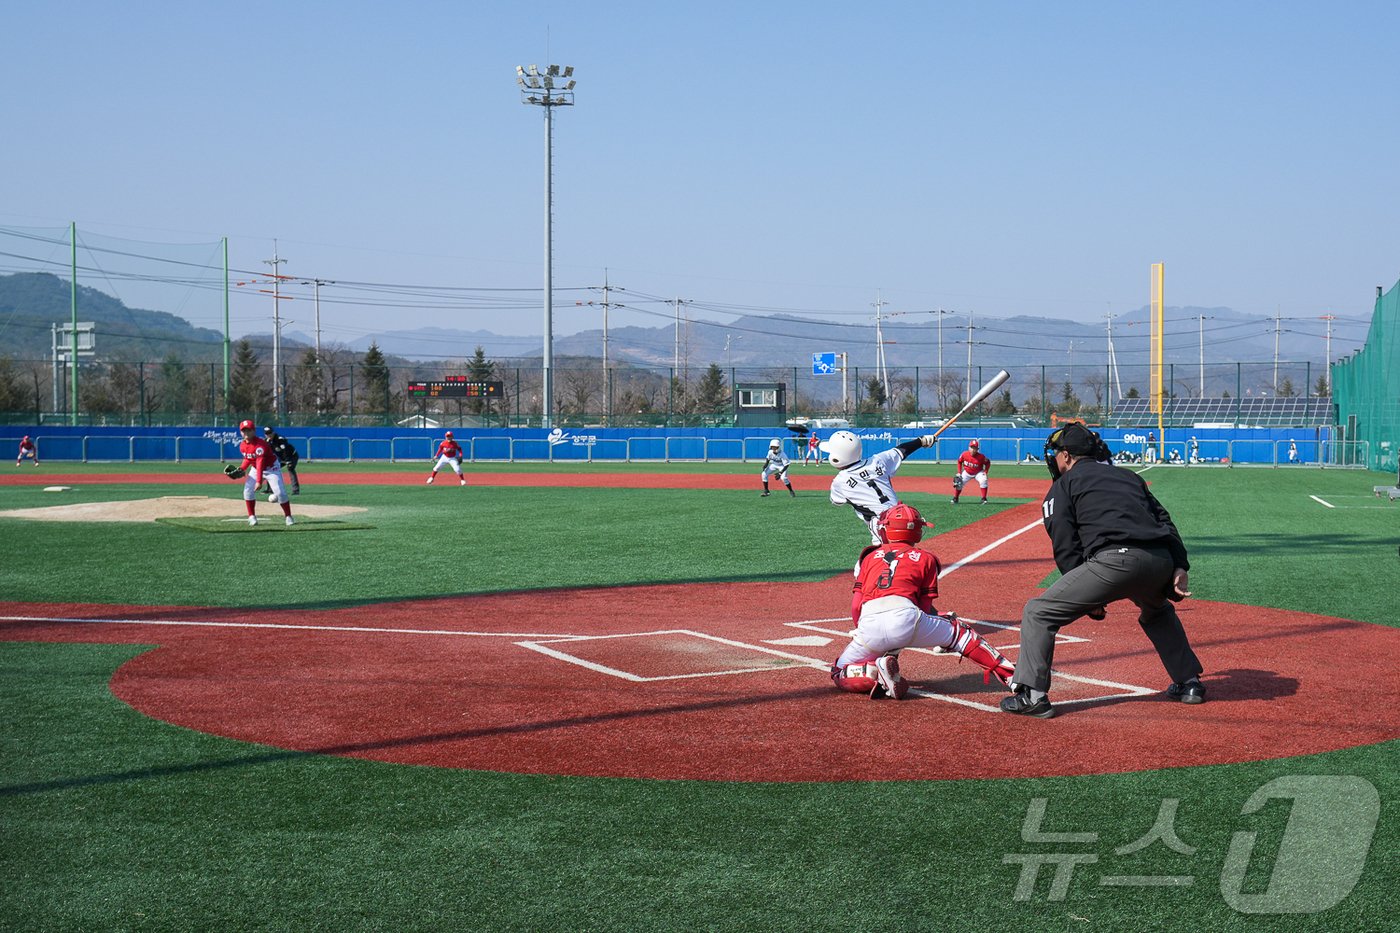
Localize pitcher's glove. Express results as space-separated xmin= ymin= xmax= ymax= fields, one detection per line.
xmin=223 ymin=464 xmax=246 ymax=480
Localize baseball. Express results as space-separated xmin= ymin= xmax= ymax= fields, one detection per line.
xmin=267 ymin=493 xmax=278 ymax=503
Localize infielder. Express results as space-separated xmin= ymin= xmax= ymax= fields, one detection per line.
xmin=427 ymin=431 xmax=466 ymax=485
xmin=832 ymin=503 xmax=1016 ymax=699
xmin=225 ymin=420 xmax=294 ymax=526
xmin=805 ymin=431 xmax=820 ymax=464
xmin=823 ymin=430 xmax=935 ymax=543
xmin=951 ymin=439 xmax=991 ymax=505
xmin=760 ymin=439 xmax=796 ymax=497
xmin=15 ymin=435 xmax=38 ymax=466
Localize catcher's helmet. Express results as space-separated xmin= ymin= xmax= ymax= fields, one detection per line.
xmin=824 ymin=430 xmax=863 ymax=469
xmin=969 ymin=439 xmax=980 ymax=449
xmin=877 ymin=503 xmax=930 ymax=544
xmin=238 ymin=419 xmax=255 ymax=431
xmin=873 ymin=501 xmax=929 ymax=546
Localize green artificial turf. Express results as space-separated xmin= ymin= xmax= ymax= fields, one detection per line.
xmin=1 ymin=641 xmax=1393 ymax=931
xmin=2 ymin=462 xmax=1397 ymax=930
xmin=153 ymin=517 xmax=375 ymax=533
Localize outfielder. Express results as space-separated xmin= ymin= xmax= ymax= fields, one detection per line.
xmin=15 ymin=435 xmax=38 ymax=466
xmin=823 ymin=430 xmax=935 ymax=543
xmin=805 ymin=431 xmax=820 ymax=464
xmin=832 ymin=503 xmax=1016 ymax=699
xmin=760 ymin=439 xmax=796 ymax=497
xmin=951 ymin=439 xmax=991 ymax=505
xmin=427 ymin=431 xmax=466 ymax=485
xmin=225 ymin=420 xmax=294 ymax=526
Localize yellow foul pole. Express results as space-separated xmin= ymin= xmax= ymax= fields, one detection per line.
xmin=1150 ymin=263 xmax=1165 ymax=459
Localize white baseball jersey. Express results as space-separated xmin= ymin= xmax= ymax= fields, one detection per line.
xmin=761 ymin=448 xmax=791 ymax=478
xmin=829 ymin=446 xmax=910 ymax=541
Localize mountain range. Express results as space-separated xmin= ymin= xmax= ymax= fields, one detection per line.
xmin=0 ymin=271 xmax=1363 ymax=376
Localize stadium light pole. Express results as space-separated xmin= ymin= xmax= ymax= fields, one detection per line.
xmin=517 ymin=63 xmax=576 ymax=429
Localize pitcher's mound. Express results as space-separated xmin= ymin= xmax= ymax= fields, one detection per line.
xmin=0 ymin=496 xmax=367 ymax=523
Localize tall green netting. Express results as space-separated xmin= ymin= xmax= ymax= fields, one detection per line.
xmin=1331 ymin=279 xmax=1399 ymax=474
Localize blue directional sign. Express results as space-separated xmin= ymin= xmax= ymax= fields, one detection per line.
xmin=812 ymin=352 xmax=838 ymax=376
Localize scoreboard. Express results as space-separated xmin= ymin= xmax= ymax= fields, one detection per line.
xmin=407 ymin=377 xmax=503 ymax=399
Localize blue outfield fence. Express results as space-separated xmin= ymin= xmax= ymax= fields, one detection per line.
xmin=1 ymin=424 xmax=1369 ymax=468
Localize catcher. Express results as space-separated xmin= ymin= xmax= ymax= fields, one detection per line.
xmin=832 ymin=503 xmax=1016 ymax=699
xmin=426 ymin=431 xmax=466 ymax=486
xmin=225 ymin=420 xmax=295 ymax=526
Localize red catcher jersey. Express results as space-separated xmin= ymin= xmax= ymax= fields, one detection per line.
xmin=238 ymin=437 xmax=278 ymax=476
xmin=852 ymin=542 xmax=941 ymax=615
xmin=436 ymin=440 xmax=463 ymax=458
xmin=957 ymin=450 xmax=991 ymax=475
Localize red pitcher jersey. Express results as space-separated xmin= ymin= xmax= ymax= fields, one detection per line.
xmin=238 ymin=437 xmax=279 ymax=478
xmin=851 ymin=542 xmax=941 ymax=616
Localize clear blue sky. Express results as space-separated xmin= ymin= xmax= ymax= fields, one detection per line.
xmin=2 ymin=0 xmax=1395 ymax=346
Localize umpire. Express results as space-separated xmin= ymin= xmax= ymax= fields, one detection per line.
xmin=261 ymin=426 xmax=301 ymax=494
xmin=1001 ymin=422 xmax=1204 ymax=719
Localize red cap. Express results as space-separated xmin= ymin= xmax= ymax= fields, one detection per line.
xmin=239 ymin=420 xmax=255 ymax=431
xmin=444 ymin=431 xmax=453 ymax=438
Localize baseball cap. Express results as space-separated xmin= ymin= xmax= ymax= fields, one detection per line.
xmin=262 ymin=426 xmax=275 ymax=435
xmin=445 ymin=430 xmax=454 ymax=438
xmin=238 ymin=419 xmax=255 ymax=431
xmin=1045 ymin=422 xmax=1098 ymax=456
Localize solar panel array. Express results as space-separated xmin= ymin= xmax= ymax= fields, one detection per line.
xmin=1103 ymin=397 xmax=1333 ymax=427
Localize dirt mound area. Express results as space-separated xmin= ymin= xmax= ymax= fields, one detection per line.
xmin=0 ymin=496 xmax=367 ymax=523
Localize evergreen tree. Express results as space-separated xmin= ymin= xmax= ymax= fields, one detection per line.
xmin=694 ymin=363 xmax=728 ymax=413
xmin=1314 ymin=374 xmax=1329 ymax=397
xmin=991 ymin=388 xmax=1017 ymax=415
xmin=228 ymin=340 xmax=271 ymax=417
xmin=1278 ymin=377 xmax=1296 ymax=398
xmin=864 ymin=376 xmax=888 ymax=409
xmin=159 ymin=354 xmax=190 ymax=418
xmin=289 ymin=348 xmax=328 ymax=415
xmin=359 ymin=342 xmax=392 ymax=415
xmin=466 ymin=346 xmax=496 ymax=415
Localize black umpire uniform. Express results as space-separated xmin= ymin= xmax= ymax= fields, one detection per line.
xmin=1002 ymin=423 xmax=1203 ymax=718
xmin=262 ymin=428 xmax=301 ymax=494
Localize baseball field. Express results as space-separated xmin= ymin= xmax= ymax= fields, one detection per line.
xmin=2 ymin=459 xmax=1397 ymax=930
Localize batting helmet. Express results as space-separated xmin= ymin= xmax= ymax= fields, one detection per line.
xmin=238 ymin=420 xmax=255 ymax=431
xmin=877 ymin=503 xmax=930 ymax=544
xmin=824 ymin=430 xmax=863 ymax=469
xmin=769 ymin=438 xmax=781 ymax=449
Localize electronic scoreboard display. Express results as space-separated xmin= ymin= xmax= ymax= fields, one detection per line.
xmin=407 ymin=377 xmax=503 ymax=399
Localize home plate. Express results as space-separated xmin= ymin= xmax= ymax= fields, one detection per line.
xmin=764 ymin=635 xmax=833 ymax=647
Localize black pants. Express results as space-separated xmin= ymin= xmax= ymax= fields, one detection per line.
xmin=1013 ymin=545 xmax=1201 ymax=693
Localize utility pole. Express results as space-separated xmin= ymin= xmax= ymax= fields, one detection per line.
xmin=873 ymin=290 xmax=889 ymax=402
xmin=1199 ymin=314 xmax=1206 ymax=396
xmin=1320 ymin=313 xmax=1335 ymax=394
xmin=965 ymin=312 xmax=975 ymax=399
xmin=1273 ymin=307 xmax=1281 ymax=390
xmin=1106 ymin=311 xmax=1123 ymax=403
xmin=263 ymin=244 xmax=287 ymax=419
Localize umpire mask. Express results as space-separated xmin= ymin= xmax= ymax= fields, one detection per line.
xmin=1043 ymin=422 xmax=1100 ymax=479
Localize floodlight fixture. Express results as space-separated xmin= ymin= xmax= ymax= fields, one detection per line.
xmin=515 ymin=63 xmax=578 ymax=430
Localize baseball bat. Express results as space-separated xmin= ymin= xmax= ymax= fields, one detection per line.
xmin=923 ymin=369 xmax=1010 ymax=443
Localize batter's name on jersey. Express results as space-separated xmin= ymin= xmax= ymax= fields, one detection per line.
xmin=843 ymin=464 xmax=887 ymax=487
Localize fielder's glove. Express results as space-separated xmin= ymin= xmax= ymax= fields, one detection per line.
xmin=223 ymin=464 xmax=246 ymax=480
xmin=920 ymin=435 xmax=936 ymax=448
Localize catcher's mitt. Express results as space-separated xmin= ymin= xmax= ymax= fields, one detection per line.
xmin=223 ymin=464 xmax=246 ymax=480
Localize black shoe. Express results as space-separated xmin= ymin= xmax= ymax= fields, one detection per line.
xmin=788 ymin=489 xmax=796 ymax=497
xmin=1167 ymin=680 xmax=1206 ymax=704
xmin=1000 ymin=689 xmax=1055 ymax=719
xmin=760 ymin=491 xmax=770 ymax=497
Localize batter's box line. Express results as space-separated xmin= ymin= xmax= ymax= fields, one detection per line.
xmin=515 ymin=629 xmax=831 ymax=682
xmin=785 ymin=619 xmax=1153 ymax=712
